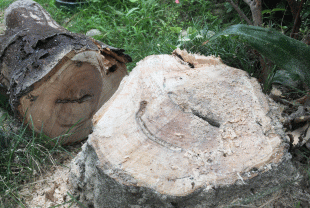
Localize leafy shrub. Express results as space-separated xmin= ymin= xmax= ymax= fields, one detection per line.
xmin=210 ymin=24 xmax=310 ymax=89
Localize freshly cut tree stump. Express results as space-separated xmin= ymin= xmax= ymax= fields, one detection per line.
xmin=0 ymin=0 xmax=131 ymax=144
xmin=69 ymin=49 xmax=298 ymax=207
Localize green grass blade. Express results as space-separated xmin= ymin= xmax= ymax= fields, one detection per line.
xmin=126 ymin=7 xmax=139 ymax=17
xmin=210 ymin=24 xmax=310 ymax=87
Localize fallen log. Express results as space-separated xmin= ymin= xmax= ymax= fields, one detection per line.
xmin=69 ymin=49 xmax=300 ymax=207
xmin=0 ymin=0 xmax=131 ymax=144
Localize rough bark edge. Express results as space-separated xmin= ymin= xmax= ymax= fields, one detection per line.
xmin=69 ymin=141 xmax=299 ymax=208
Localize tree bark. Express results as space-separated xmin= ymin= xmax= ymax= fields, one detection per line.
xmin=287 ymin=0 xmax=304 ymax=39
xmin=69 ymin=49 xmax=299 ymax=207
xmin=243 ymin=0 xmax=263 ymax=26
xmin=0 ymin=0 xmax=131 ymax=144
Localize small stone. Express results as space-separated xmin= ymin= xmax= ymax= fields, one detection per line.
xmin=86 ymin=29 xmax=102 ymax=37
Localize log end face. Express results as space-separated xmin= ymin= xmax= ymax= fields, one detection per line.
xmin=17 ymin=50 xmax=127 ymax=144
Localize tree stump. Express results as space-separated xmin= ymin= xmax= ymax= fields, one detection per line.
xmin=0 ymin=0 xmax=131 ymax=144
xmin=69 ymin=49 xmax=298 ymax=207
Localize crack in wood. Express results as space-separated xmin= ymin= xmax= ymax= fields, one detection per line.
xmin=106 ymin=64 xmax=117 ymax=75
xmin=191 ymin=109 xmax=221 ymax=128
xmin=174 ymin=53 xmax=194 ymax=68
xmin=26 ymin=93 xmax=38 ymax=101
xmin=167 ymin=175 xmax=192 ymax=181
xmin=55 ymin=94 xmax=93 ymax=104
xmin=135 ymin=100 xmax=183 ymax=152
xmin=167 ymin=91 xmax=220 ymax=128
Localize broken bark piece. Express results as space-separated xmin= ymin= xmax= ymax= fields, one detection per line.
xmin=0 ymin=0 xmax=131 ymax=144
xmin=69 ymin=50 xmax=298 ymax=207
xmin=287 ymin=123 xmax=310 ymax=147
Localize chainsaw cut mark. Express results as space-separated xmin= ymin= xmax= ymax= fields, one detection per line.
xmin=135 ymin=100 xmax=183 ymax=152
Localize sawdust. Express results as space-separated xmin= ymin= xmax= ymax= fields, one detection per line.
xmin=18 ymin=144 xmax=83 ymax=208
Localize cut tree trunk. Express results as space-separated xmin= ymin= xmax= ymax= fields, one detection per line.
xmin=0 ymin=0 xmax=131 ymax=144
xmin=69 ymin=49 xmax=299 ymax=207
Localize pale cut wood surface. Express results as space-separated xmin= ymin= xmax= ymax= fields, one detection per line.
xmin=91 ymin=51 xmax=285 ymax=195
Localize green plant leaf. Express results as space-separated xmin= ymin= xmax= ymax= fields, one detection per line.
xmin=272 ymin=70 xmax=302 ymax=88
xmin=186 ymin=27 xmax=197 ymax=35
xmin=169 ymin=26 xmax=182 ymax=34
xmin=262 ymin=9 xmax=271 ymax=14
xmin=210 ymin=24 xmax=310 ymax=87
xmin=271 ymin=8 xmax=285 ymax=12
xmin=224 ymin=2 xmax=233 ymax=13
xmin=302 ymin=10 xmax=310 ymax=18
xmin=262 ymin=8 xmax=285 ymax=15
xmin=166 ymin=43 xmax=177 ymax=50
xmin=126 ymin=7 xmax=139 ymax=17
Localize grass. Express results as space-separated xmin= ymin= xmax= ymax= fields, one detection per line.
xmin=33 ymin=0 xmax=254 ymax=72
xmin=0 ymin=98 xmax=81 ymax=206
xmin=36 ymin=0 xmax=185 ymax=70
xmin=0 ymin=0 xmax=310 ymax=207
xmin=0 ymin=112 xmax=72 ymax=206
